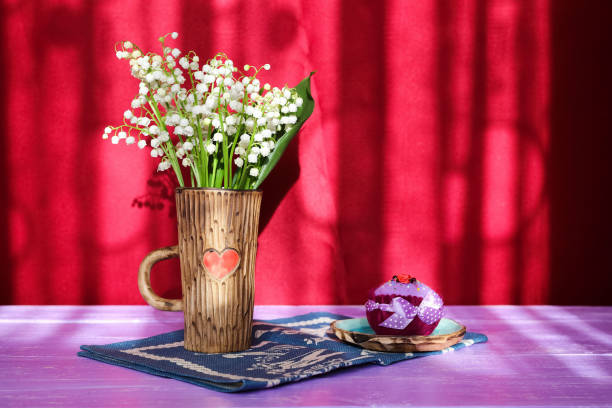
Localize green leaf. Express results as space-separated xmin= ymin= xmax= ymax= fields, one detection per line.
xmin=252 ymin=72 xmax=315 ymax=189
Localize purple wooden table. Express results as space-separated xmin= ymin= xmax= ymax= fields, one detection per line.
xmin=1 ymin=306 xmax=611 ymax=407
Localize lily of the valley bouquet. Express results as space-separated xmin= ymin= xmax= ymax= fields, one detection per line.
xmin=103 ymin=32 xmax=314 ymax=189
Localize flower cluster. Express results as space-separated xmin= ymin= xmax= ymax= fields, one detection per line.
xmin=103 ymin=32 xmax=313 ymax=189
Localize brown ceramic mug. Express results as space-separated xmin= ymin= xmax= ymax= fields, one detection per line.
xmin=138 ymin=188 xmax=262 ymax=353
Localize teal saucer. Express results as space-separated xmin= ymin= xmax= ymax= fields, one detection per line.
xmin=330 ymin=317 xmax=466 ymax=352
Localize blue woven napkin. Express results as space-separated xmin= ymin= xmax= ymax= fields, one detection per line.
xmin=78 ymin=312 xmax=487 ymax=392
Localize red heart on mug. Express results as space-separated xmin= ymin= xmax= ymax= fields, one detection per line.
xmin=202 ymin=248 xmax=241 ymax=281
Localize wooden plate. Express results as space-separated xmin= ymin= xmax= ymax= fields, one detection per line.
xmin=330 ymin=317 xmax=466 ymax=352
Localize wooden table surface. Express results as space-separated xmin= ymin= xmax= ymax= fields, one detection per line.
xmin=1 ymin=305 xmax=611 ymax=407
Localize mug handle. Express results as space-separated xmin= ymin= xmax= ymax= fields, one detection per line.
xmin=138 ymin=245 xmax=183 ymax=311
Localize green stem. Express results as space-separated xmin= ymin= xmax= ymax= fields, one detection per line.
xmin=210 ymin=156 xmax=218 ymax=186
xmin=216 ymin=86 xmax=230 ymax=188
xmin=148 ymin=98 xmax=184 ymax=187
xmin=228 ymin=91 xmax=249 ymax=188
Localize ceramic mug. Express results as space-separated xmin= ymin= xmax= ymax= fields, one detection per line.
xmin=138 ymin=188 xmax=262 ymax=353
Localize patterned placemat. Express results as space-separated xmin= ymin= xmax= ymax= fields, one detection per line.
xmin=78 ymin=312 xmax=487 ymax=392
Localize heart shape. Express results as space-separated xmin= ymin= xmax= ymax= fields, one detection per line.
xmin=202 ymin=248 xmax=241 ymax=281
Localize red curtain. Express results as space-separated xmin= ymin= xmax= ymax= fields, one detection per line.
xmin=1 ymin=0 xmax=610 ymax=305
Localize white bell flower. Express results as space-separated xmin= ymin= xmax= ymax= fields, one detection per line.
xmin=137 ymin=117 xmax=151 ymax=127
xmin=157 ymin=161 xmax=168 ymax=171
xmin=158 ymin=132 xmax=170 ymax=142
xmin=229 ymin=100 xmax=242 ymax=111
